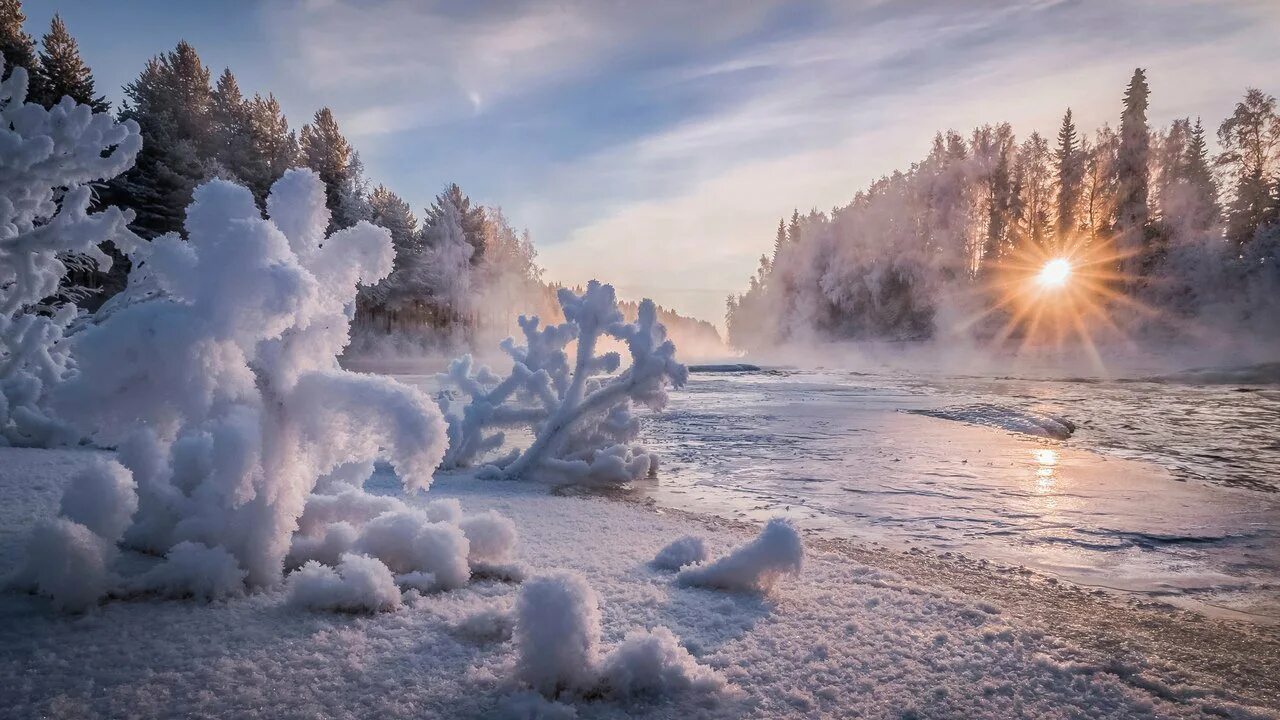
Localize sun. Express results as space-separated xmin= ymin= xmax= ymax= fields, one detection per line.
xmin=1037 ymin=258 xmax=1072 ymax=288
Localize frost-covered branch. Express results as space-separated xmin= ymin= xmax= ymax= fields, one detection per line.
xmin=0 ymin=57 xmax=141 ymax=447
xmin=438 ymin=280 xmax=688 ymax=486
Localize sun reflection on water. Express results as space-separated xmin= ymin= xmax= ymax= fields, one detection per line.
xmin=1033 ymin=448 xmax=1058 ymax=492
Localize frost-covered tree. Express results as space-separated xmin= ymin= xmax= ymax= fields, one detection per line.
xmin=1014 ymin=131 xmax=1053 ymax=248
xmin=424 ymin=183 xmax=487 ymax=264
xmin=35 ymin=13 xmax=107 ymax=111
xmin=439 ymin=281 xmax=687 ymax=486
xmin=1181 ymin=118 xmax=1220 ymax=233
xmin=1054 ymin=108 xmax=1083 ymax=243
xmin=48 ymin=170 xmax=449 ymax=592
xmin=1116 ymin=68 xmax=1151 ymax=262
xmin=0 ymin=58 xmax=141 ymax=446
xmin=1217 ymin=88 xmax=1279 ymax=246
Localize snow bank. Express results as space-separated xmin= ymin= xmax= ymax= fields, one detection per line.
xmin=597 ymin=626 xmax=727 ymax=698
xmin=439 ymin=281 xmax=687 ymax=486
xmin=514 ymin=572 xmax=602 ymax=696
xmin=650 ymin=536 xmax=707 ymax=571
xmin=42 ymin=170 xmax=448 ymax=597
xmin=677 ymin=518 xmax=804 ymax=593
xmin=286 ymin=553 xmax=402 ymax=613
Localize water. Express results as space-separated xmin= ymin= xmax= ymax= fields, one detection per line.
xmin=635 ymin=365 xmax=1280 ymax=622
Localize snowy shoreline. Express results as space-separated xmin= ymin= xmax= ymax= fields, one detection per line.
xmin=3 ymin=446 xmax=1278 ymax=718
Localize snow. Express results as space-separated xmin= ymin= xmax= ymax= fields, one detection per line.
xmin=0 ymin=59 xmax=141 ymax=448
xmin=438 ymin=281 xmax=687 ymax=486
xmin=130 ymin=541 xmax=247 ymax=601
xmin=909 ymin=404 xmax=1077 ymax=439
xmin=0 ymin=449 xmax=1275 ymax=717
xmin=353 ymin=509 xmax=471 ymax=590
xmin=650 ymin=536 xmax=708 ymax=571
xmin=596 ymin=626 xmax=728 ymax=699
xmin=286 ymin=553 xmax=402 ymax=613
xmin=677 ymin=518 xmax=803 ymax=594
xmin=9 ymin=517 xmax=112 ymax=612
xmin=57 ymin=457 xmax=137 ymax=543
xmin=44 ymin=169 xmax=449 ymax=594
xmin=514 ymin=572 xmax=602 ymax=697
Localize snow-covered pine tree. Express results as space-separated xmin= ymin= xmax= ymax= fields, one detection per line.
xmin=243 ymin=93 xmax=299 ymax=204
xmin=1181 ymin=118 xmax=1219 ymax=233
xmin=0 ymin=0 xmax=42 ymax=95
xmin=0 ymin=55 xmax=141 ymax=447
xmin=1115 ymin=68 xmax=1151 ymax=267
xmin=35 ymin=13 xmax=107 ymax=111
xmin=423 ymin=183 xmax=487 ymax=264
xmin=1217 ymin=88 xmax=1279 ymax=246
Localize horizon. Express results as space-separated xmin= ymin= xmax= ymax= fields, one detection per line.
xmin=22 ymin=0 xmax=1280 ymax=327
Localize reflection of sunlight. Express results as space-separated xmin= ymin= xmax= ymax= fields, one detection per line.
xmin=1033 ymin=448 xmax=1057 ymax=492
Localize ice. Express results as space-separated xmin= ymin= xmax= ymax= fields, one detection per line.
xmin=908 ymin=404 xmax=1077 ymax=439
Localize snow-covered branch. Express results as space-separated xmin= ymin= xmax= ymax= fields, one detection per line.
xmin=438 ymin=280 xmax=688 ymax=486
xmin=0 ymin=58 xmax=141 ymax=447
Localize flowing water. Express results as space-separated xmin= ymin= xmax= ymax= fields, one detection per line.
xmin=635 ymin=364 xmax=1280 ymax=622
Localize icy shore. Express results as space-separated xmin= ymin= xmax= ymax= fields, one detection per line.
xmin=2 ymin=447 xmax=1277 ymax=718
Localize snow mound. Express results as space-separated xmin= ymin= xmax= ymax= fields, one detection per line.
xmin=286 ymin=553 xmax=401 ymax=613
xmin=459 ymin=510 xmax=518 ymax=564
xmin=287 ymin=520 xmax=360 ymax=568
xmin=597 ymin=626 xmax=728 ymax=698
xmin=131 ymin=541 xmax=247 ymax=601
xmin=650 ymin=536 xmax=707 ymax=571
xmin=908 ymin=404 xmax=1076 ymax=440
xmin=494 ymin=691 xmax=579 ymax=720
xmin=515 ymin=572 xmax=602 ymax=697
xmin=677 ymin=518 xmax=804 ymax=593
xmin=11 ymin=518 xmax=113 ymax=612
xmin=514 ymin=572 xmax=727 ymax=703
xmin=453 ymin=603 xmax=513 ymax=642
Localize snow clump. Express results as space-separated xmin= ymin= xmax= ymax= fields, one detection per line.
xmin=677 ymin=518 xmax=804 ymax=593
xmin=286 ymin=553 xmax=402 ymax=613
xmin=650 ymin=536 xmax=707 ymax=571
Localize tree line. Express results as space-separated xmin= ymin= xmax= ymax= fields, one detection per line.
xmin=2 ymin=0 xmax=722 ymax=353
xmin=727 ymin=69 xmax=1279 ymax=349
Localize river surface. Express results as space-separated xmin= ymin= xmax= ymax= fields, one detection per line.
xmin=633 ymin=365 xmax=1280 ymax=622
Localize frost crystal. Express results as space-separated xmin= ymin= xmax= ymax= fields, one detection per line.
xmin=439 ymin=280 xmax=687 ymax=485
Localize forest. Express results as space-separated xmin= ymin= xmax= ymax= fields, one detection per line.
xmin=727 ymin=71 xmax=1280 ymax=351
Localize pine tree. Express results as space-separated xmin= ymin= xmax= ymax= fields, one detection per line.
xmin=772 ymin=218 xmax=787 ymax=260
xmin=209 ymin=68 xmax=250 ymax=177
xmin=1115 ymin=68 xmax=1151 ymax=256
xmin=788 ymin=208 xmax=801 ymax=244
xmin=0 ymin=0 xmax=42 ymax=96
xmin=243 ymin=93 xmax=299 ymax=204
xmin=1054 ymin=108 xmax=1083 ymax=244
xmin=35 ymin=13 xmax=107 ymax=111
xmin=104 ymin=40 xmax=215 ymax=240
xmin=1182 ymin=118 xmax=1219 ymax=231
xmin=1217 ymin=88 xmax=1279 ymax=245
xmin=300 ymin=107 xmax=359 ymax=229
xmin=423 ymin=183 xmax=487 ymax=265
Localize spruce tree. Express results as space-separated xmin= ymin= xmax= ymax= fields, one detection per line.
xmin=788 ymin=208 xmax=801 ymax=244
xmin=209 ymin=68 xmax=251 ymax=178
xmin=1180 ymin=118 xmax=1219 ymax=231
xmin=0 ymin=0 xmax=42 ymax=95
xmin=243 ymin=93 xmax=299 ymax=204
xmin=35 ymin=13 xmax=107 ymax=111
xmin=1115 ymin=68 xmax=1151 ymax=255
xmin=772 ymin=218 xmax=787 ymax=260
xmin=1217 ymin=88 xmax=1279 ymax=245
xmin=1054 ymin=108 xmax=1083 ymax=243
xmin=300 ymin=107 xmax=360 ymax=229
xmin=423 ymin=183 xmax=487 ymax=265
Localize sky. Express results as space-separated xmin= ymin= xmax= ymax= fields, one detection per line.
xmin=23 ymin=0 xmax=1280 ymax=328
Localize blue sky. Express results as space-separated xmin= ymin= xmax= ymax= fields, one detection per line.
xmin=23 ymin=0 xmax=1280 ymax=326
